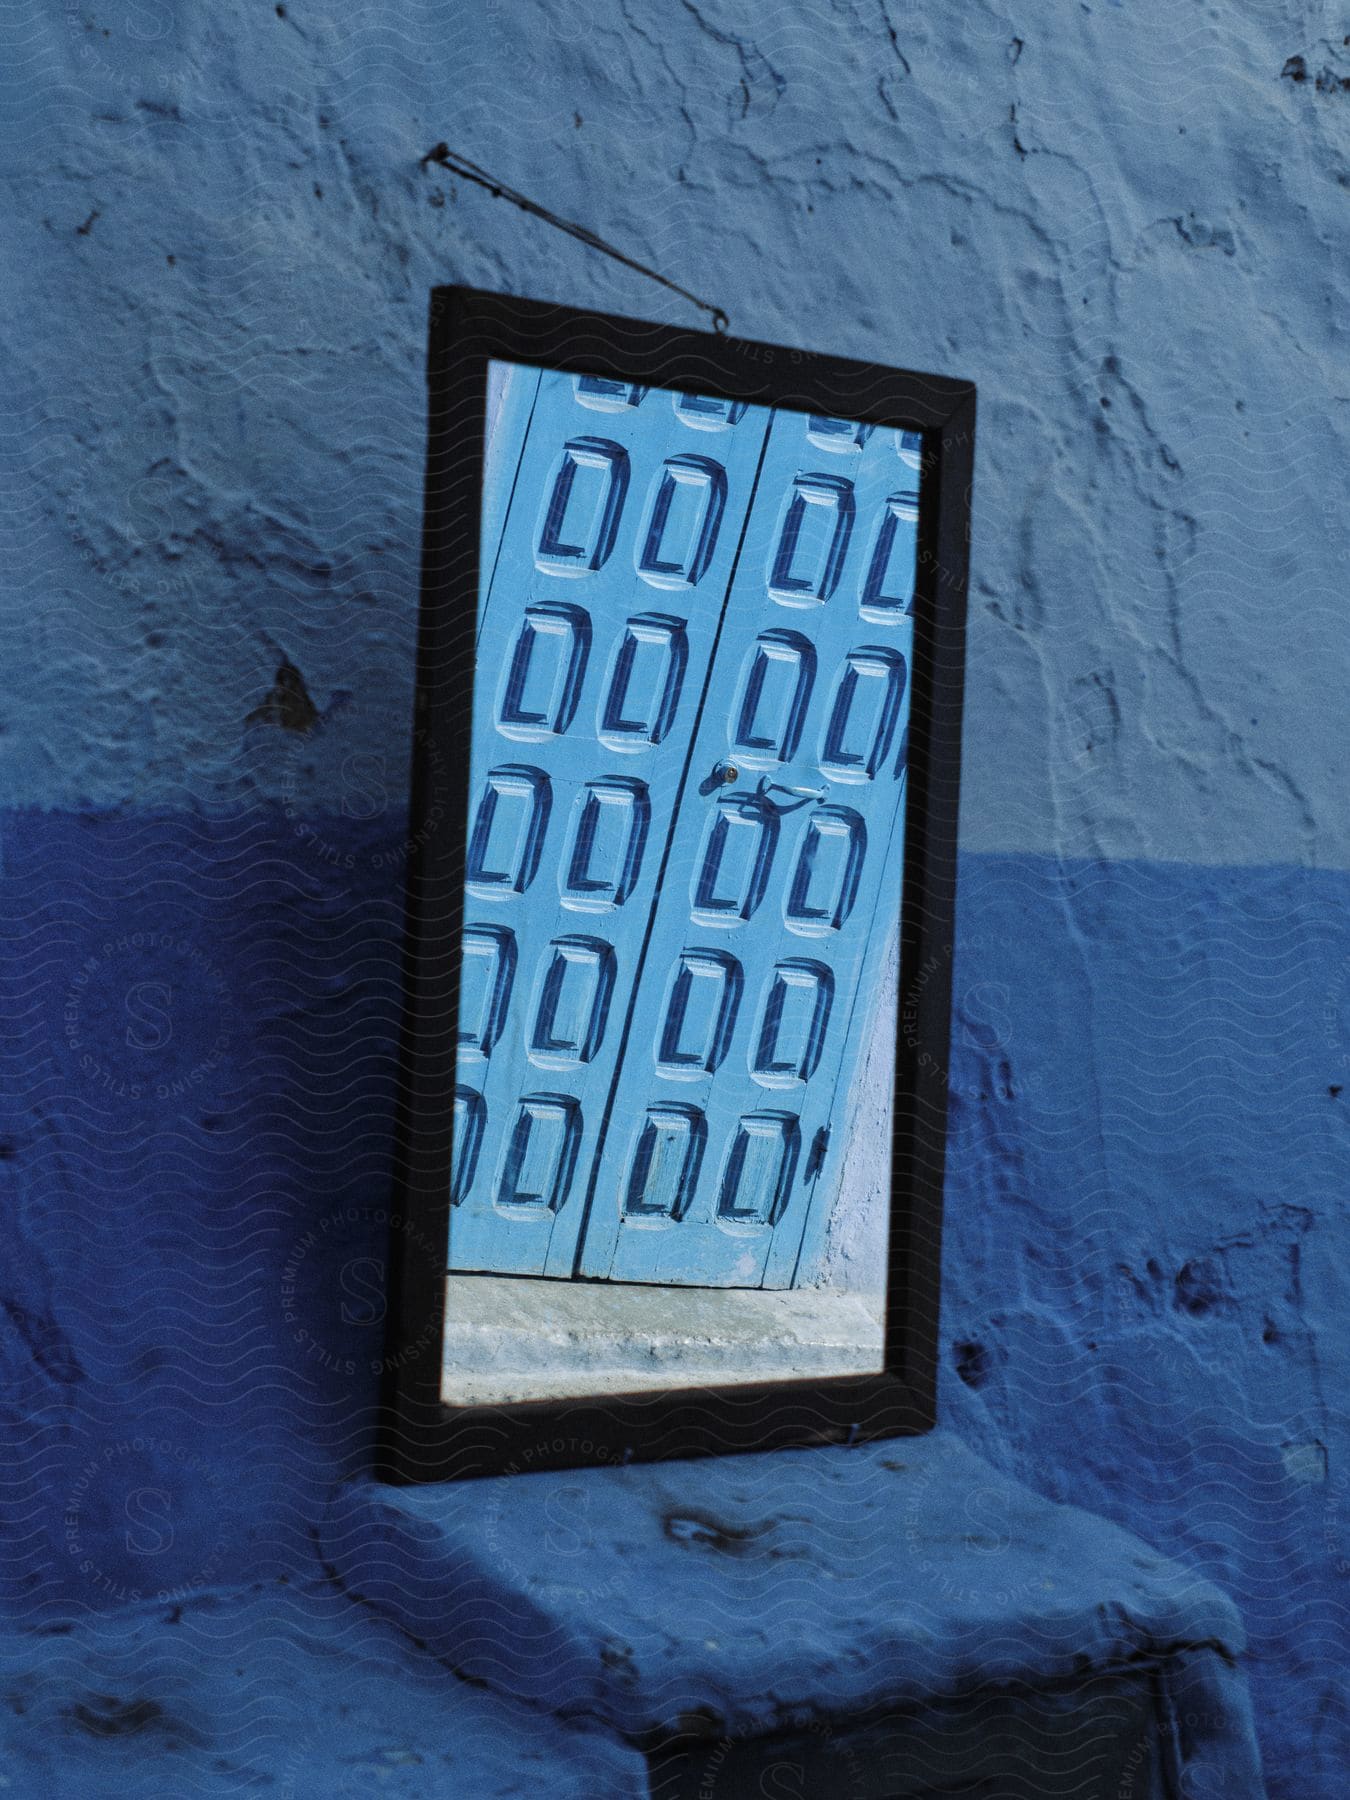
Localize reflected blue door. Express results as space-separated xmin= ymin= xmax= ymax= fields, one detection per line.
xmin=450 ymin=368 xmax=920 ymax=1287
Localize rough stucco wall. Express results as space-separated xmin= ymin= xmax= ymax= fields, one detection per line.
xmin=2 ymin=1 xmax=1347 ymax=1791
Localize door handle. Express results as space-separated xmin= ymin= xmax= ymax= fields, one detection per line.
xmin=702 ymin=766 xmax=828 ymax=810
xmin=754 ymin=775 xmax=827 ymax=813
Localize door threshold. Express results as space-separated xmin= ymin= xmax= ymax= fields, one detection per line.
xmin=440 ymin=1273 xmax=884 ymax=1406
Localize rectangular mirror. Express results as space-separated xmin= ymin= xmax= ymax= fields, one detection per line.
xmin=381 ymin=290 xmax=973 ymax=1480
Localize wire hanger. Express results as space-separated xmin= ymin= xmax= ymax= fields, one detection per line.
xmin=419 ymin=142 xmax=730 ymax=334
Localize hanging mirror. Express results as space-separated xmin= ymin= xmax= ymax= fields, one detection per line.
xmin=380 ymin=289 xmax=974 ymax=1481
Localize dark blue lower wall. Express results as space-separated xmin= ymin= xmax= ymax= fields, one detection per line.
xmin=939 ymin=851 xmax=1348 ymax=1792
xmin=0 ymin=809 xmax=1344 ymax=1790
xmin=0 ymin=808 xmax=407 ymax=1608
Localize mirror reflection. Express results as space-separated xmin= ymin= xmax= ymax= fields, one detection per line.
xmin=443 ymin=359 xmax=922 ymax=1404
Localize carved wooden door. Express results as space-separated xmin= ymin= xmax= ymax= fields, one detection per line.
xmin=450 ymin=363 xmax=919 ymax=1287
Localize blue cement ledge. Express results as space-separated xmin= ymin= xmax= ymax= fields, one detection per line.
xmin=0 ymin=1578 xmax=648 ymax=1798
xmin=320 ymin=1430 xmax=1267 ymax=1792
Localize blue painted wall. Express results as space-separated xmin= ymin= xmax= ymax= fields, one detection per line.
xmin=2 ymin=2 xmax=1345 ymax=1791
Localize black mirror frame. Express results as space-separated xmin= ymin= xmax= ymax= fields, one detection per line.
xmin=377 ymin=286 xmax=974 ymax=1484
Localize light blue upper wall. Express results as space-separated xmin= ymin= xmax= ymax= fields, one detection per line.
xmin=4 ymin=1 xmax=1346 ymax=868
